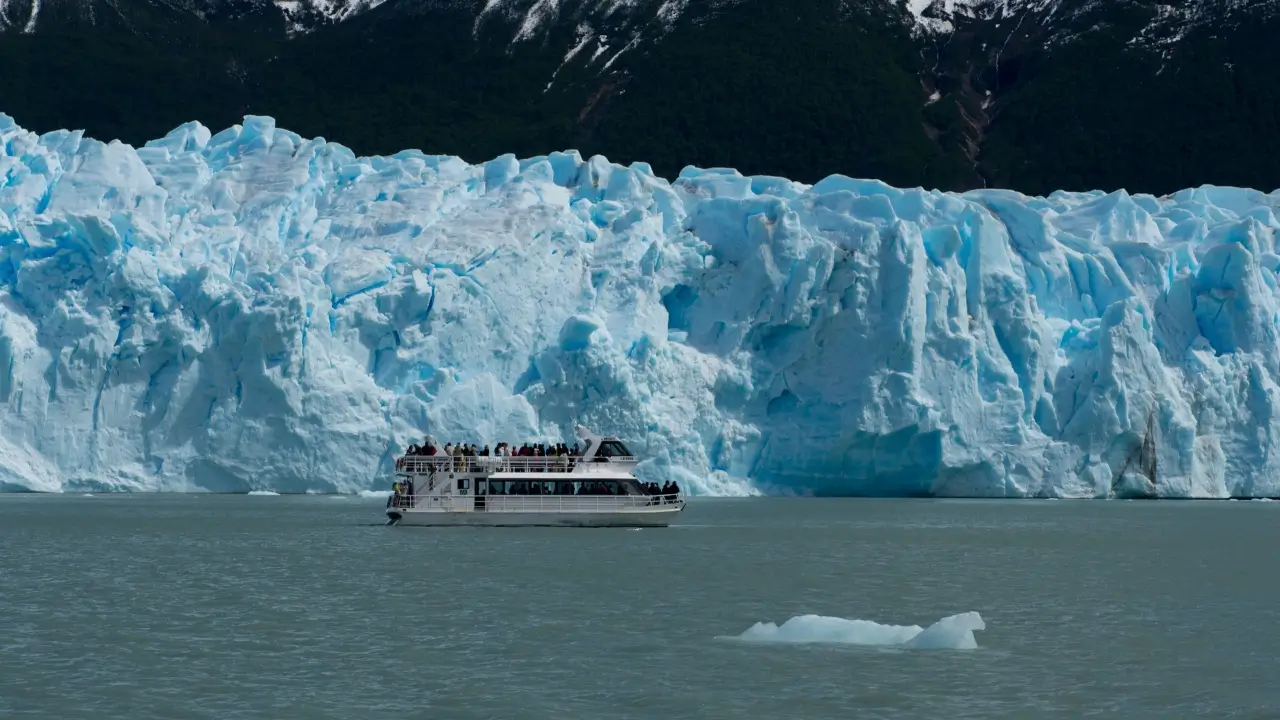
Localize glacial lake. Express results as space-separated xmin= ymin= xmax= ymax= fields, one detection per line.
xmin=2 ymin=494 xmax=1277 ymax=718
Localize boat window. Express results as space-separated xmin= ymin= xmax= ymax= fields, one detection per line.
xmin=476 ymin=480 xmax=487 ymax=495
xmin=595 ymin=440 xmax=632 ymax=458
xmin=456 ymin=478 xmax=470 ymax=491
xmin=489 ymin=481 xmax=507 ymax=495
xmin=567 ymin=481 xmax=623 ymax=495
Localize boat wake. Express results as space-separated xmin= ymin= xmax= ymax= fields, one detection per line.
xmin=721 ymin=611 xmax=985 ymax=650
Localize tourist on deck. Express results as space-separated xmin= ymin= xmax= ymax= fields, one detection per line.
xmin=481 ymin=444 xmax=490 ymax=456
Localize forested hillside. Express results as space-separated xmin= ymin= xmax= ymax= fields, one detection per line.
xmin=2 ymin=0 xmax=1278 ymax=194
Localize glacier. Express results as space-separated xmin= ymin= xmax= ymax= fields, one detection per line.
xmin=2 ymin=113 xmax=1280 ymax=496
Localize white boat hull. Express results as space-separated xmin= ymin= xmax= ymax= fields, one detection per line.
xmin=387 ymin=506 xmax=683 ymax=527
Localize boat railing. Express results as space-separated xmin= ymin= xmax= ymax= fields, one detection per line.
xmin=395 ymin=455 xmax=635 ymax=475
xmin=387 ymin=493 xmax=683 ymax=511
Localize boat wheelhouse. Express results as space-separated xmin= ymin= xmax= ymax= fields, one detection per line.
xmin=385 ymin=427 xmax=684 ymax=527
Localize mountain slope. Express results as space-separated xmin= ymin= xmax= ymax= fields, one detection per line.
xmin=1 ymin=0 xmax=1278 ymax=193
xmin=916 ymin=0 xmax=1280 ymax=194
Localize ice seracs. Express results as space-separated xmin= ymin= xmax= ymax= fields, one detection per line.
xmin=1 ymin=112 xmax=1280 ymax=497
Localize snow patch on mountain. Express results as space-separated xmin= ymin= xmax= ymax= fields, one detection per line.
xmin=0 ymin=0 xmax=39 ymax=33
xmin=474 ymin=0 xmax=697 ymax=48
xmin=908 ymin=0 xmax=1277 ymax=45
xmin=272 ymin=0 xmax=390 ymax=33
xmin=513 ymin=0 xmax=563 ymax=41
xmin=1129 ymin=0 xmax=1276 ymax=56
xmin=656 ymin=0 xmax=685 ymax=23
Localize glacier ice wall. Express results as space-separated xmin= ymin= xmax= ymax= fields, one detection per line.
xmin=2 ymin=113 xmax=1280 ymax=496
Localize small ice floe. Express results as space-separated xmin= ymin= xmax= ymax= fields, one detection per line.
xmin=723 ymin=611 xmax=986 ymax=650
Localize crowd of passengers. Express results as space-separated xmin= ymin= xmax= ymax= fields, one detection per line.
xmin=403 ymin=442 xmax=582 ymax=457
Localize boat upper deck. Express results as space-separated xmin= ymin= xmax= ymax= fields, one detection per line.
xmin=395 ymin=455 xmax=635 ymax=476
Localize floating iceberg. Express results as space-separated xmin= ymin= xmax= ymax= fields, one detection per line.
xmin=729 ymin=611 xmax=986 ymax=650
xmin=2 ymin=113 xmax=1280 ymax=496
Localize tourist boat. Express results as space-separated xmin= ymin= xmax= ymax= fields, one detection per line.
xmin=385 ymin=426 xmax=685 ymax=527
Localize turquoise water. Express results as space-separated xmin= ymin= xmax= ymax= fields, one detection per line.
xmin=2 ymin=495 xmax=1278 ymax=718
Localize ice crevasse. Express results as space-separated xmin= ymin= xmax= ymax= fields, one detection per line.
xmin=2 ymin=113 xmax=1280 ymax=496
